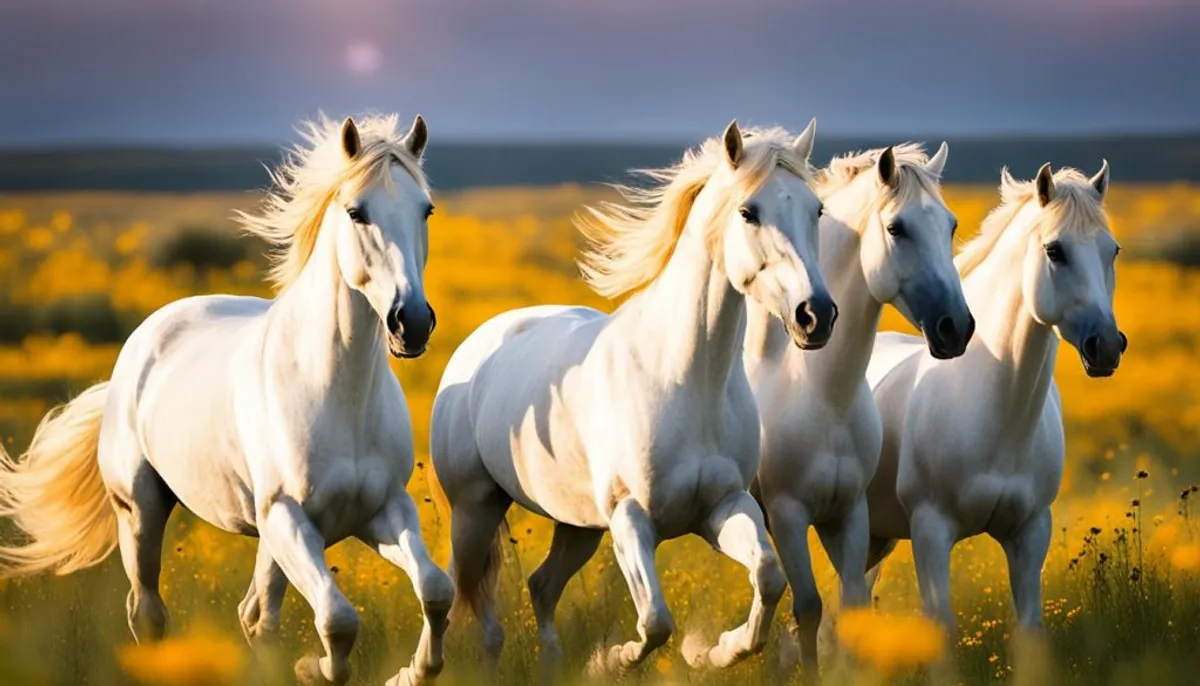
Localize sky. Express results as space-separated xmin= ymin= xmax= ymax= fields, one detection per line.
xmin=1 ymin=0 xmax=1197 ymax=146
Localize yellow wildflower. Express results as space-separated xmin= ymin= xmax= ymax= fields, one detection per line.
xmin=836 ymin=608 xmax=945 ymax=673
xmin=117 ymin=633 xmax=245 ymax=686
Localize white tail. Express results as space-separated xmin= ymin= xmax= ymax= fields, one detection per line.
xmin=0 ymin=382 xmax=117 ymax=577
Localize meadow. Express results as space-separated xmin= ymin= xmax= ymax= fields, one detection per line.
xmin=1 ymin=180 xmax=1199 ymax=685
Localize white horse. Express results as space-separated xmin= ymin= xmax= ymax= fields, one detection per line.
xmin=430 ymin=121 xmax=833 ymax=672
xmin=863 ymin=162 xmax=1124 ymax=632
xmin=0 ymin=115 xmax=454 ymax=686
xmin=743 ymin=143 xmax=973 ymax=670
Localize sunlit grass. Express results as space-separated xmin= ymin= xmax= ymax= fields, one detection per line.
xmin=1 ymin=184 xmax=1199 ymax=684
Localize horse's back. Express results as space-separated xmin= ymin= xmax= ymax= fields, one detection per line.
xmin=437 ymin=305 xmax=602 ymax=393
xmin=103 ymin=294 xmax=270 ymax=535
xmin=866 ymin=331 xmax=925 ymax=392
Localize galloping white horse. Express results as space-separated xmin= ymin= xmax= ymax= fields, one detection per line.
xmin=864 ymin=162 xmax=1124 ymax=631
xmin=743 ymin=143 xmax=973 ymax=670
xmin=0 ymin=115 xmax=454 ymax=686
xmin=430 ymin=121 xmax=834 ymax=671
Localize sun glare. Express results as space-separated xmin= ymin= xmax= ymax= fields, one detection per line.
xmin=345 ymin=39 xmax=382 ymax=78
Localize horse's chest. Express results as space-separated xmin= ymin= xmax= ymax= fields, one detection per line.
xmin=294 ymin=452 xmax=397 ymax=540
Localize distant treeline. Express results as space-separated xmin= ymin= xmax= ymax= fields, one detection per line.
xmin=1 ymin=133 xmax=1198 ymax=192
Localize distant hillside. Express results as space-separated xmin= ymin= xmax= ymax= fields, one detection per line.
xmin=1 ymin=133 xmax=1197 ymax=192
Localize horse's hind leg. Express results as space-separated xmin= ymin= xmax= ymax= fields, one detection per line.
xmin=447 ymin=491 xmax=511 ymax=664
xmin=592 ymin=496 xmax=674 ymax=673
xmin=528 ymin=523 xmax=604 ymax=663
xmin=687 ymin=490 xmax=785 ymax=669
xmin=360 ymin=491 xmax=456 ymax=686
xmin=239 ymin=541 xmax=288 ymax=645
xmin=260 ymin=496 xmax=358 ymax=685
xmin=112 ymin=459 xmax=177 ymax=644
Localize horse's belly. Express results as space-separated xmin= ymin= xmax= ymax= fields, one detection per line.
xmin=485 ymin=432 xmax=604 ymax=528
xmin=139 ymin=368 xmax=257 ymax=534
xmin=161 ymin=459 xmax=258 ymax=536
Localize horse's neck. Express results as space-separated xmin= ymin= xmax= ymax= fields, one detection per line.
xmin=266 ymin=216 xmax=385 ymax=394
xmin=964 ymin=239 xmax=1059 ymax=436
xmin=746 ymin=193 xmax=882 ymax=410
xmin=620 ymin=215 xmax=745 ymax=400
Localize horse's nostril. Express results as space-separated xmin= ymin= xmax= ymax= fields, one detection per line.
xmin=428 ymin=304 xmax=437 ymax=334
xmin=966 ymin=314 xmax=977 ymax=340
xmin=795 ymin=301 xmax=815 ymax=334
xmin=936 ymin=315 xmax=956 ymax=343
xmin=1119 ymin=331 xmax=1128 ymax=353
xmin=829 ymin=302 xmax=839 ymax=327
xmin=387 ymin=306 xmax=404 ymax=335
xmin=1082 ymin=334 xmax=1100 ymax=362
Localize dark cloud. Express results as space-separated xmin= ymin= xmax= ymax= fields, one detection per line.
xmin=0 ymin=0 xmax=1196 ymax=144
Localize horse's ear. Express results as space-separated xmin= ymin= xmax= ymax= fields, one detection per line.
xmin=1035 ymin=162 xmax=1055 ymax=207
xmin=877 ymin=146 xmax=898 ymax=187
xmin=341 ymin=118 xmax=361 ymax=160
xmin=792 ymin=118 xmax=817 ymax=163
xmin=403 ymin=114 xmax=428 ymax=159
xmin=723 ymin=120 xmax=744 ymax=169
xmin=1090 ymin=159 xmax=1110 ymax=200
xmin=925 ymin=141 xmax=949 ymax=179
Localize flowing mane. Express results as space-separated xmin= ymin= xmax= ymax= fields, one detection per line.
xmin=956 ymin=167 xmax=1108 ymax=279
xmin=577 ymin=127 xmax=814 ymax=298
xmin=814 ymin=143 xmax=943 ymax=229
xmin=238 ymin=114 xmax=429 ymax=290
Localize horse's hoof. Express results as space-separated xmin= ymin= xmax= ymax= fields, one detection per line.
xmin=776 ymin=630 xmax=801 ymax=674
xmin=584 ymin=645 xmax=621 ymax=678
xmin=386 ymin=667 xmax=418 ymax=686
xmin=681 ymin=632 xmax=712 ymax=669
xmin=294 ymin=655 xmax=330 ymax=685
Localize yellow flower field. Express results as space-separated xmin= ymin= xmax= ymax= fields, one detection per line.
xmin=0 ymin=182 xmax=1198 ymax=684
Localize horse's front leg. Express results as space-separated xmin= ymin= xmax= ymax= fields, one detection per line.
xmin=238 ymin=541 xmax=289 ymax=646
xmin=260 ymin=497 xmax=359 ymax=685
xmin=996 ymin=507 xmax=1052 ymax=631
xmin=360 ymin=491 xmax=456 ymax=686
xmin=591 ymin=496 xmax=674 ymax=674
xmin=909 ymin=503 xmax=957 ymax=631
xmin=686 ymin=490 xmax=786 ymax=669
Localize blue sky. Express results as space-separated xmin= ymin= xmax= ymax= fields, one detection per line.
xmin=1 ymin=0 xmax=1197 ymax=145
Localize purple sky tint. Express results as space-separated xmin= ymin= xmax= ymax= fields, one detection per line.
xmin=1 ymin=0 xmax=1197 ymax=144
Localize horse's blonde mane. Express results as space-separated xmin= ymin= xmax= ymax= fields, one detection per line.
xmin=577 ymin=127 xmax=814 ymax=298
xmin=238 ymin=114 xmax=428 ymax=291
xmin=956 ymin=167 xmax=1107 ymax=279
xmin=814 ymin=143 xmax=943 ymax=230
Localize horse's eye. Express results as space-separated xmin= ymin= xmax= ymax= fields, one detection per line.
xmin=950 ymin=219 xmax=959 ymax=236
xmin=1045 ymin=241 xmax=1067 ymax=264
xmin=886 ymin=220 xmax=904 ymax=237
xmin=817 ymin=204 xmax=826 ymax=218
xmin=425 ymin=204 xmax=435 ymax=220
xmin=739 ymin=205 xmax=760 ymax=225
xmin=347 ymin=206 xmax=367 ymax=224
xmin=1114 ymin=244 xmax=1122 ymax=258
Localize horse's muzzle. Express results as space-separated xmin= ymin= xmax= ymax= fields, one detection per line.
xmin=386 ymin=302 xmax=436 ymax=358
